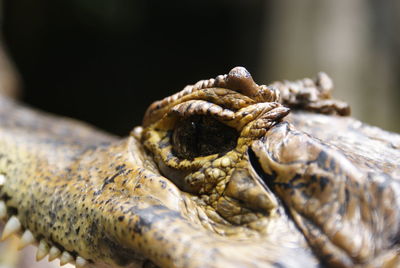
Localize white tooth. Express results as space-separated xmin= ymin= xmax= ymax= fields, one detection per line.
xmin=75 ymin=256 xmax=87 ymax=267
xmin=60 ymin=251 xmax=73 ymax=266
xmin=1 ymin=216 xmax=21 ymax=240
xmin=0 ymin=174 xmax=6 ymax=185
xmin=0 ymin=201 xmax=7 ymax=219
xmin=36 ymin=240 xmax=50 ymax=261
xmin=18 ymin=229 xmax=36 ymax=250
xmin=48 ymin=246 xmax=61 ymax=261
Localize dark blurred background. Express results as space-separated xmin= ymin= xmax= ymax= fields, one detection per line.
xmin=1 ymin=0 xmax=399 ymax=136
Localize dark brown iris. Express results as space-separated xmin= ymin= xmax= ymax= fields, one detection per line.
xmin=172 ymin=115 xmax=238 ymax=159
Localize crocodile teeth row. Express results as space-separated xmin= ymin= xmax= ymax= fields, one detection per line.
xmin=36 ymin=242 xmax=87 ymax=266
xmin=36 ymin=243 xmax=87 ymax=267
xmin=35 ymin=240 xmax=87 ymax=266
xmin=0 ymin=213 xmax=88 ymax=266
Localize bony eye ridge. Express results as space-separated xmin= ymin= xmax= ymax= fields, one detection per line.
xmin=172 ymin=115 xmax=239 ymax=160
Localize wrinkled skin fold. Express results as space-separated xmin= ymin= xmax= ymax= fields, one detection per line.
xmin=0 ymin=67 xmax=399 ymax=267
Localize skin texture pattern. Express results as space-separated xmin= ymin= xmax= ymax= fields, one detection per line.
xmin=0 ymin=67 xmax=399 ymax=268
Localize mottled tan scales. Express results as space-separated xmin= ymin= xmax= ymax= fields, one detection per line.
xmin=0 ymin=67 xmax=399 ymax=268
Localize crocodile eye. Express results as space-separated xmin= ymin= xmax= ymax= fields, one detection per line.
xmin=172 ymin=115 xmax=239 ymax=159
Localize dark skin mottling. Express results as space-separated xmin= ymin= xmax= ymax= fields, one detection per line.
xmin=0 ymin=67 xmax=399 ymax=268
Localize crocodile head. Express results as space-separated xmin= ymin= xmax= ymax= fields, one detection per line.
xmin=136 ymin=67 xmax=321 ymax=268
xmin=0 ymin=67 xmax=399 ymax=268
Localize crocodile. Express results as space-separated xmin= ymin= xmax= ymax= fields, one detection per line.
xmin=0 ymin=67 xmax=399 ymax=268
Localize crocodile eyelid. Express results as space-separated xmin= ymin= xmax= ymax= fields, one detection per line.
xmin=171 ymin=100 xmax=235 ymax=121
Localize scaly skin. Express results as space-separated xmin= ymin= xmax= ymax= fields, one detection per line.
xmin=0 ymin=67 xmax=399 ymax=267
